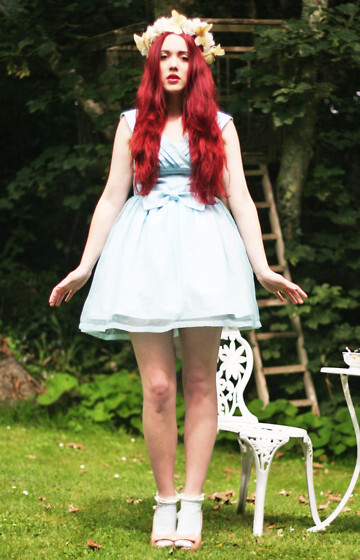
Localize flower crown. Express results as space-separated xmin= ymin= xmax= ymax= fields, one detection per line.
xmin=134 ymin=10 xmax=225 ymax=65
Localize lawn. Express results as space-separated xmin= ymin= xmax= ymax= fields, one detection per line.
xmin=1 ymin=419 xmax=360 ymax=559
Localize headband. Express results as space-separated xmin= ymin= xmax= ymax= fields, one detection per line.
xmin=134 ymin=10 xmax=225 ymax=65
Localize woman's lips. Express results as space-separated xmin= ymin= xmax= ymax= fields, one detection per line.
xmin=167 ymin=75 xmax=180 ymax=83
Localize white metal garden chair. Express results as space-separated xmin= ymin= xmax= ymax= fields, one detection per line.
xmin=216 ymin=328 xmax=322 ymax=536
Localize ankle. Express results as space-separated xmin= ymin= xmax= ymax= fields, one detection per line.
xmin=155 ymin=492 xmax=178 ymax=504
xmin=176 ymin=493 xmax=204 ymax=537
xmin=179 ymin=493 xmax=204 ymax=502
xmin=152 ymin=492 xmax=179 ymax=537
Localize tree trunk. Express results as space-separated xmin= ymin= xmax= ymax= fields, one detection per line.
xmin=276 ymin=0 xmax=328 ymax=239
xmin=276 ymin=104 xmax=316 ymax=239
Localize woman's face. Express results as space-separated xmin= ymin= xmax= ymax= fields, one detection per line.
xmin=160 ymin=34 xmax=189 ymax=95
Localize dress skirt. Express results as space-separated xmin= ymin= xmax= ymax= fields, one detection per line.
xmin=79 ymin=110 xmax=261 ymax=340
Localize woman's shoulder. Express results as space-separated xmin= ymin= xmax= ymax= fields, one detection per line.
xmin=120 ymin=109 xmax=137 ymax=132
xmin=217 ymin=111 xmax=233 ymax=130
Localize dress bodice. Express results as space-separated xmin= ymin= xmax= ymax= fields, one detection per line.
xmin=120 ymin=109 xmax=232 ymax=206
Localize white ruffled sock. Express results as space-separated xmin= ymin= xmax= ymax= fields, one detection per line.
xmin=176 ymin=494 xmax=204 ymax=547
xmin=152 ymin=493 xmax=178 ymax=547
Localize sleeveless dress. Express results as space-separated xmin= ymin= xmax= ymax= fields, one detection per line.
xmin=79 ymin=110 xmax=261 ymax=340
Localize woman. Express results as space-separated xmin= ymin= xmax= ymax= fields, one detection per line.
xmin=49 ymin=11 xmax=307 ymax=551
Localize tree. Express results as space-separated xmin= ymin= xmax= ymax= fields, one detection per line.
xmin=232 ymin=1 xmax=359 ymax=238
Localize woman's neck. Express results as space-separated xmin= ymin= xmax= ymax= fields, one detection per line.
xmin=165 ymin=93 xmax=183 ymax=117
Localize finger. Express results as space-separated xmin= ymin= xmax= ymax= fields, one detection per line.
xmin=285 ymin=288 xmax=305 ymax=305
xmin=64 ymin=290 xmax=75 ymax=302
xmin=275 ymin=290 xmax=285 ymax=303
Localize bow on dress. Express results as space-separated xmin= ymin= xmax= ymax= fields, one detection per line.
xmin=141 ymin=190 xmax=206 ymax=212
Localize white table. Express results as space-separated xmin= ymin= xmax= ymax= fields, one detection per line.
xmin=307 ymin=366 xmax=360 ymax=532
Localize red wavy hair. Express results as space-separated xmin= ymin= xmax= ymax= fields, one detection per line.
xmin=130 ymin=32 xmax=227 ymax=204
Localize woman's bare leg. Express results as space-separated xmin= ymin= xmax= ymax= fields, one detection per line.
xmin=175 ymin=327 xmax=221 ymax=548
xmin=179 ymin=326 xmax=222 ymax=494
xmin=130 ymin=331 xmax=178 ymax=498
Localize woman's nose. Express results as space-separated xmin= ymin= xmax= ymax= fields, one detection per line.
xmin=168 ymin=56 xmax=178 ymax=69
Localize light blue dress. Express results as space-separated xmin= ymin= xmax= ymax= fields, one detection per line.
xmin=79 ymin=109 xmax=261 ymax=339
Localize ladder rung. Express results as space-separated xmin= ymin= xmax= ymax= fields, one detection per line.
xmin=255 ymin=201 xmax=270 ymax=209
xmin=257 ymin=299 xmax=284 ymax=307
xmin=245 ymin=169 xmax=263 ymax=176
xmin=271 ymin=264 xmax=285 ymax=272
xmin=262 ymin=233 xmax=278 ymax=241
xmin=256 ymin=332 xmax=297 ymax=340
xmin=289 ymin=398 xmax=313 ymax=408
xmin=263 ymin=365 xmax=306 ymax=375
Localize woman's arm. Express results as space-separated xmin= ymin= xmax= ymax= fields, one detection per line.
xmin=49 ymin=116 xmax=133 ymax=306
xmin=222 ymin=121 xmax=307 ymax=304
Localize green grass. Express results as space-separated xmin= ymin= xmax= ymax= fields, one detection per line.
xmin=1 ymin=418 xmax=360 ymax=559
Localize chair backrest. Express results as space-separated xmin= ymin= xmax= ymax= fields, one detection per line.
xmin=216 ymin=328 xmax=258 ymax=422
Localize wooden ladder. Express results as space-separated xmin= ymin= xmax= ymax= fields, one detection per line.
xmin=244 ymin=160 xmax=319 ymax=415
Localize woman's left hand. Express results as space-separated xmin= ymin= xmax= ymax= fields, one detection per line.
xmin=256 ymin=268 xmax=307 ymax=305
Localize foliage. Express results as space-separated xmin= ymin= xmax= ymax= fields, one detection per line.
xmin=1 ymin=1 xmax=360 ymax=436
xmin=227 ymin=3 xmax=360 ymax=403
xmin=247 ymin=398 xmax=360 ymax=458
xmin=232 ymin=3 xmax=360 ymax=130
xmin=34 ymin=367 xmax=360 ymax=459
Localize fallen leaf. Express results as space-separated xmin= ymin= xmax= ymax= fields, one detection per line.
xmin=38 ymin=496 xmax=46 ymax=501
xmin=174 ymin=474 xmax=180 ymax=479
xmin=212 ymin=504 xmax=222 ymax=510
xmin=26 ymin=455 xmax=37 ymax=460
xmin=355 ymin=510 xmax=360 ymax=516
xmin=325 ymin=490 xmax=341 ymax=503
xmin=275 ymin=451 xmax=285 ymax=459
xmin=266 ymin=523 xmax=276 ymax=530
xmin=208 ymin=490 xmax=235 ymax=505
xmin=342 ymin=506 xmax=351 ymax=513
xmin=175 ymin=485 xmax=183 ymax=492
xmin=67 ymin=442 xmax=85 ymax=450
xmin=68 ymin=504 xmax=80 ymax=513
xmin=126 ymin=498 xmax=142 ymax=504
xmin=246 ymin=493 xmax=256 ymax=504
xmin=297 ymin=494 xmax=309 ymax=505
xmin=313 ymin=462 xmax=323 ymax=469
xmin=318 ymin=503 xmax=328 ymax=510
xmin=278 ymin=489 xmax=292 ymax=496
xmin=79 ymin=469 xmax=89 ymax=474
xmin=43 ymin=504 xmax=52 ymax=510
xmin=86 ymin=539 xmax=103 ymax=550
xmin=223 ymin=467 xmax=233 ymax=474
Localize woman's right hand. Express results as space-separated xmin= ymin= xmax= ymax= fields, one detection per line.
xmin=49 ymin=266 xmax=92 ymax=307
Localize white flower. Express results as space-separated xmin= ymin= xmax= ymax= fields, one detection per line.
xmin=133 ymin=11 xmax=223 ymax=64
xmin=23 ymin=491 xmax=28 ymax=495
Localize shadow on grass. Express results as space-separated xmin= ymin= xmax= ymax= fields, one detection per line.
xmin=72 ymin=494 xmax=360 ymax=541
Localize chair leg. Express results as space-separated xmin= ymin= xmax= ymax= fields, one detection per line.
xmin=237 ymin=438 xmax=254 ymax=514
xmin=299 ymin=436 xmax=321 ymax=527
xmin=253 ymin=467 xmax=270 ymax=537
xmin=241 ymin=433 xmax=289 ymax=536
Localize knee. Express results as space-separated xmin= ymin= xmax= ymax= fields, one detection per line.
xmin=144 ymin=376 xmax=176 ymax=413
xmin=183 ymin=368 xmax=215 ymax=402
